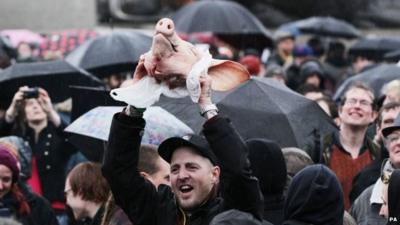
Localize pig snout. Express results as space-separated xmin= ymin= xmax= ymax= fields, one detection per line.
xmin=155 ymin=18 xmax=175 ymax=36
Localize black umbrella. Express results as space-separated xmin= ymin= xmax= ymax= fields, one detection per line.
xmin=65 ymin=31 xmax=152 ymax=77
xmin=172 ymin=0 xmax=273 ymax=49
xmin=156 ymin=77 xmax=338 ymax=149
xmin=70 ymin=86 xmax=124 ymax=121
xmin=384 ymin=49 xmax=400 ymax=62
xmin=278 ymin=16 xmax=360 ymax=39
xmin=0 ymin=60 xmax=103 ymax=105
xmin=65 ymin=106 xmax=193 ymax=162
xmin=333 ymin=64 xmax=400 ymax=101
xmin=349 ymin=37 xmax=400 ymax=61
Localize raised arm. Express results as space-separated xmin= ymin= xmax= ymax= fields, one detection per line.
xmin=198 ymin=75 xmax=264 ymax=219
xmin=102 ymin=108 xmax=159 ymax=225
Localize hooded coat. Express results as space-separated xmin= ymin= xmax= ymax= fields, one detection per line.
xmin=283 ymin=165 xmax=344 ymax=225
xmin=247 ymin=139 xmax=286 ymax=225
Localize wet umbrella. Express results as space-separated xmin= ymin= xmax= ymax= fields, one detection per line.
xmin=333 ymin=64 xmax=400 ymax=101
xmin=156 ymin=77 xmax=338 ymax=149
xmin=384 ymin=49 xmax=400 ymax=62
xmin=64 ymin=106 xmax=193 ymax=162
xmin=65 ymin=31 xmax=152 ymax=78
xmin=0 ymin=60 xmax=103 ymax=105
xmin=278 ymin=16 xmax=360 ymax=39
xmin=349 ymin=37 xmax=400 ymax=61
xmin=70 ymin=85 xmax=124 ymax=121
xmin=172 ymin=0 xmax=273 ymax=49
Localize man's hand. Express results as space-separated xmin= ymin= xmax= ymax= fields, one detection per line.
xmin=198 ymin=74 xmax=213 ymax=107
xmin=198 ymin=74 xmax=218 ymax=119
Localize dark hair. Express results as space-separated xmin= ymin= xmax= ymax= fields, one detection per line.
xmin=138 ymin=144 xmax=161 ymax=175
xmin=67 ymin=162 xmax=109 ymax=204
xmin=316 ymin=96 xmax=339 ymax=119
xmin=340 ymin=82 xmax=376 ymax=110
xmin=376 ymin=102 xmax=400 ymax=128
xmin=296 ymin=83 xmax=322 ymax=95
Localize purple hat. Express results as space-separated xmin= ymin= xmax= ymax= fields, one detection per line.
xmin=0 ymin=146 xmax=20 ymax=183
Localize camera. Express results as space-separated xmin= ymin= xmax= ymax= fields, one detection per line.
xmin=23 ymin=87 xmax=39 ymax=99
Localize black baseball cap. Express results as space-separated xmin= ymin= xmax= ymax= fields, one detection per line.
xmin=158 ymin=135 xmax=218 ymax=165
xmin=382 ymin=114 xmax=400 ymax=138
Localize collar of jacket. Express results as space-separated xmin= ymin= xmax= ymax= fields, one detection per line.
xmin=322 ymin=131 xmax=380 ymax=164
xmin=370 ymin=159 xmax=396 ymax=205
xmin=178 ymin=197 xmax=222 ymax=225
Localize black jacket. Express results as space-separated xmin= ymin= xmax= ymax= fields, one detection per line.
xmin=102 ymin=113 xmax=263 ymax=225
xmin=247 ymin=139 xmax=286 ymax=225
xmin=0 ymin=119 xmax=76 ymax=203
xmin=388 ymin=170 xmax=400 ymax=225
xmin=0 ymin=184 xmax=59 ymax=225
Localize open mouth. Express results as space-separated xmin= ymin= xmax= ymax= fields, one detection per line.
xmin=349 ymin=112 xmax=363 ymax=117
xmin=179 ymin=185 xmax=194 ymax=193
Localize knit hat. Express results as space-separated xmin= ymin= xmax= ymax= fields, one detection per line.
xmin=239 ymin=55 xmax=261 ymax=75
xmin=0 ymin=145 xmax=20 ymax=183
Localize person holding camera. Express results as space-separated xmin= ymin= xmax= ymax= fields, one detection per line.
xmin=0 ymin=86 xmax=77 ymax=224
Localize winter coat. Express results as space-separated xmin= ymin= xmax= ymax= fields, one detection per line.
xmin=0 ymin=119 xmax=76 ymax=204
xmin=102 ymin=113 xmax=264 ymax=225
xmin=388 ymin=170 xmax=400 ymax=225
xmin=350 ymin=185 xmax=387 ymax=225
xmin=246 ymin=138 xmax=286 ymax=225
xmin=0 ymin=184 xmax=59 ymax=225
xmin=284 ymin=165 xmax=344 ymax=225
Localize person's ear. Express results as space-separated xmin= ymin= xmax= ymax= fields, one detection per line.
xmin=140 ymin=171 xmax=155 ymax=184
xmin=211 ymin=166 xmax=220 ymax=184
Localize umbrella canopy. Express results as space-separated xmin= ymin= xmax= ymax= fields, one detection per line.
xmin=172 ymin=0 xmax=273 ymax=49
xmin=348 ymin=37 xmax=400 ymax=61
xmin=0 ymin=29 xmax=45 ymax=47
xmin=64 ymin=106 xmax=193 ymax=162
xmin=333 ymin=64 xmax=400 ymax=101
xmin=156 ymin=77 xmax=338 ymax=149
xmin=0 ymin=60 xmax=103 ymax=105
xmin=384 ymin=49 xmax=400 ymax=62
xmin=278 ymin=16 xmax=360 ymax=39
xmin=65 ymin=31 xmax=152 ymax=77
xmin=70 ymin=86 xmax=124 ymax=121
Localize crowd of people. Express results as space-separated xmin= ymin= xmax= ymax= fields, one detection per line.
xmin=0 ymin=17 xmax=400 ymax=225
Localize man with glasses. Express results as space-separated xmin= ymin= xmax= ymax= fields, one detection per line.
xmin=350 ymin=103 xmax=400 ymax=225
xmin=321 ymin=82 xmax=380 ymax=209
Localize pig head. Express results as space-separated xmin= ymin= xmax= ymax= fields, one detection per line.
xmin=142 ymin=18 xmax=249 ymax=91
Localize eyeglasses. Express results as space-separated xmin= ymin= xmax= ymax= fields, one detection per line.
xmin=386 ymin=134 xmax=400 ymax=144
xmin=345 ymin=98 xmax=373 ymax=107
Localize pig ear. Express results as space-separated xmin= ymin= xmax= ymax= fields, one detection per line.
xmin=208 ymin=60 xmax=250 ymax=91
